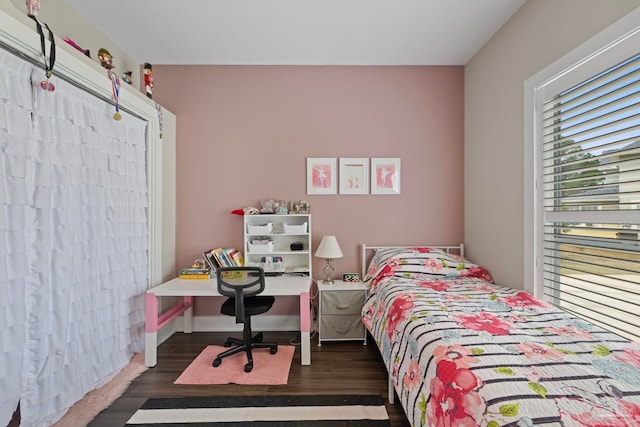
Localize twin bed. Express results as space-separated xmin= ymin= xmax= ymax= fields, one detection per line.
xmin=360 ymin=244 xmax=640 ymax=427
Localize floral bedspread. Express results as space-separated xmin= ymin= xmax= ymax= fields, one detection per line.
xmin=361 ymin=247 xmax=640 ymax=427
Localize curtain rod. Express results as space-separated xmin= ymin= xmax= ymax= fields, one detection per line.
xmin=0 ymin=39 xmax=147 ymax=122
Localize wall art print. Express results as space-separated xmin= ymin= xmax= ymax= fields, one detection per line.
xmin=306 ymin=158 xmax=337 ymax=195
xmin=371 ymin=157 xmax=401 ymax=195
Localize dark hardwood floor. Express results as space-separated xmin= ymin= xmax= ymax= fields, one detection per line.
xmin=89 ymin=331 xmax=411 ymax=427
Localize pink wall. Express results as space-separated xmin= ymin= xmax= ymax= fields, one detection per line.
xmin=153 ymin=65 xmax=464 ymax=315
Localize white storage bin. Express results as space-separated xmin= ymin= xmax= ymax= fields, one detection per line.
xmin=283 ymin=222 xmax=308 ymax=233
xmin=247 ymin=222 xmax=273 ymax=234
xmin=248 ymin=240 xmax=275 ymax=252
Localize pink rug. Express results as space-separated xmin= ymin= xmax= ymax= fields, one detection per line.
xmin=174 ymin=345 xmax=295 ymax=385
xmin=52 ymin=353 xmax=148 ymax=426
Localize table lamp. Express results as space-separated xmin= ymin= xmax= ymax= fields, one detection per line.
xmin=315 ymin=235 xmax=343 ymax=284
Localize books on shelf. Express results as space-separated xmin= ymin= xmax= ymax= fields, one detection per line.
xmin=227 ymin=248 xmax=244 ymax=267
xmin=202 ymin=247 xmax=244 ymax=270
xmin=179 ymin=267 xmax=211 ymax=279
xmin=203 ymin=248 xmax=221 ymax=271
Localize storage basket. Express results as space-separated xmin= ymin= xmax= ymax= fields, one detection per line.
xmin=248 ymin=240 xmax=275 ymax=252
xmin=283 ymin=222 xmax=307 ymax=233
xmin=247 ymin=223 xmax=273 ymax=234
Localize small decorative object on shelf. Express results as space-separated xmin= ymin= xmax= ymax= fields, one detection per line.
xmin=192 ymin=259 xmax=207 ymax=269
xmin=231 ymin=206 xmax=260 ymax=215
xmin=98 ymin=48 xmax=115 ymax=70
xmin=290 ymin=200 xmax=310 ymax=214
xmin=275 ymin=200 xmax=288 ymax=215
xmin=26 ymin=0 xmax=40 ymax=17
xmin=260 ymin=200 xmax=274 ymax=214
xmin=63 ymin=37 xmax=91 ymax=57
xmin=123 ymin=71 xmax=133 ymax=85
xmin=144 ymin=63 xmax=154 ymax=99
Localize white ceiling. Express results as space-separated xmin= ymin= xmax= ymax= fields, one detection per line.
xmin=63 ymin=0 xmax=526 ymax=66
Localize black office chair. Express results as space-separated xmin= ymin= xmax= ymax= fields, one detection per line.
xmin=213 ymin=267 xmax=278 ymax=372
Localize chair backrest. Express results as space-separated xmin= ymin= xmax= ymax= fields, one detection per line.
xmin=216 ymin=267 xmax=266 ymax=323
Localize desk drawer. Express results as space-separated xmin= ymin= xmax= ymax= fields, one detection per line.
xmin=320 ymin=290 xmax=365 ymax=315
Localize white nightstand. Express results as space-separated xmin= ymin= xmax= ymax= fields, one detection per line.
xmin=317 ymin=280 xmax=368 ymax=346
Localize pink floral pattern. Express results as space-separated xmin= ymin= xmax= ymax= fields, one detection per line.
xmin=427 ymin=360 xmax=485 ymax=427
xmin=418 ymin=280 xmax=450 ymax=292
xmin=459 ymin=266 xmax=492 ymax=282
xmin=385 ymin=293 xmax=414 ymax=339
xmin=453 ymin=312 xmax=513 ymax=336
xmin=403 ymin=359 xmax=422 ymax=391
xmin=503 ymin=291 xmax=552 ymax=308
xmin=423 ymin=258 xmax=444 ymax=271
xmin=556 ymin=396 xmax=640 ymax=427
xmin=545 ymin=325 xmax=594 ymax=340
xmin=433 ymin=345 xmax=479 ymax=368
xmin=516 ymin=342 xmax=566 ymax=361
xmin=362 ymin=259 xmax=640 ymax=427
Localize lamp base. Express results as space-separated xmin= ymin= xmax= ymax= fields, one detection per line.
xmin=322 ymin=259 xmax=335 ymax=285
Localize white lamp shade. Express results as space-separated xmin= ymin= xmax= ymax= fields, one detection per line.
xmin=314 ymin=235 xmax=343 ymax=259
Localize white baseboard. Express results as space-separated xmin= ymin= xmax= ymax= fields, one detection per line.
xmin=173 ymin=315 xmax=301 ymax=332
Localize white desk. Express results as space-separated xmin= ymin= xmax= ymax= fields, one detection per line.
xmin=145 ymin=275 xmax=312 ymax=367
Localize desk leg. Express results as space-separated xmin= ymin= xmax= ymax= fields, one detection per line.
xmin=183 ymin=296 xmax=193 ymax=333
xmin=300 ymin=291 xmax=311 ymax=365
xmin=145 ymin=293 xmax=158 ymax=367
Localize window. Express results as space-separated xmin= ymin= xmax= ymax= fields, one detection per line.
xmin=526 ymin=12 xmax=640 ymax=341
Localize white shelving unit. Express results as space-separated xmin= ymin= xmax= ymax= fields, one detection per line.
xmin=243 ymin=214 xmax=312 ymax=276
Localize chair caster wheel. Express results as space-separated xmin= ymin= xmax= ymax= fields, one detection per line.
xmin=244 ymin=363 xmax=253 ymax=372
xmin=255 ymin=333 xmax=263 ymax=343
xmin=223 ymin=341 xmax=232 ymax=347
xmin=270 ymin=346 xmax=277 ymax=354
xmin=213 ymin=358 xmax=221 ymax=367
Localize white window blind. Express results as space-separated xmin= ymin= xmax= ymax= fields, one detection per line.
xmin=541 ymin=52 xmax=640 ymax=341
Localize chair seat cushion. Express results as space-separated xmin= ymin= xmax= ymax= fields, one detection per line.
xmin=221 ymin=295 xmax=275 ymax=317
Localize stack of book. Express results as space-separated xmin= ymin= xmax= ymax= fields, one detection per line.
xmin=178 ymin=267 xmax=211 ymax=279
xmin=202 ymin=247 xmax=244 ymax=271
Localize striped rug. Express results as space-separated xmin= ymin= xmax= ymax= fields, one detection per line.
xmin=125 ymin=395 xmax=390 ymax=426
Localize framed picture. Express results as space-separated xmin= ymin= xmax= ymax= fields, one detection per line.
xmin=306 ymin=158 xmax=337 ymax=195
xmin=339 ymin=158 xmax=369 ymax=195
xmin=290 ymin=200 xmax=310 ymax=214
xmin=371 ymin=158 xmax=401 ymax=195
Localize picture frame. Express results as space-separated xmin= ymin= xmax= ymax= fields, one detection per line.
xmin=290 ymin=200 xmax=310 ymax=214
xmin=306 ymin=158 xmax=337 ymax=195
xmin=339 ymin=158 xmax=369 ymax=195
xmin=371 ymin=157 xmax=401 ymax=195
